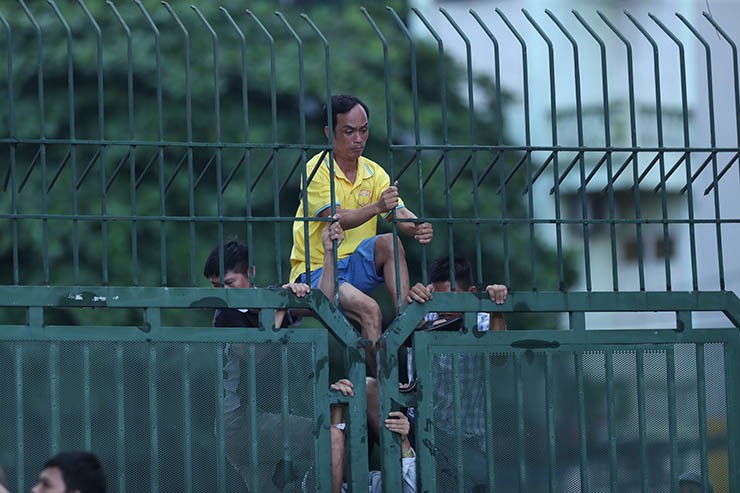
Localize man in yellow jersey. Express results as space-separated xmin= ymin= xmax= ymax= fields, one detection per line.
xmin=290 ymin=94 xmax=433 ymax=375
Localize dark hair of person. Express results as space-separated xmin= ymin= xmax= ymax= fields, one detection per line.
xmin=203 ymin=239 xmax=249 ymax=279
xmin=429 ymin=255 xmax=474 ymax=290
xmin=322 ymin=94 xmax=369 ymax=133
xmin=43 ymin=451 xmax=106 ymax=493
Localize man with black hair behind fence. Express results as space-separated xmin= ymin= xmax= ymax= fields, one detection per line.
xmin=203 ymin=219 xmax=344 ymax=493
xmin=290 ymin=94 xmax=433 ymax=376
xmin=31 ymin=451 xmax=106 ymax=493
xmin=406 ymin=255 xmax=508 ymax=493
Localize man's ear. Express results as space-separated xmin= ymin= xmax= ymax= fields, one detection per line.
xmin=250 ymin=265 xmax=256 ymax=281
xmin=324 ymin=126 xmax=330 ymax=139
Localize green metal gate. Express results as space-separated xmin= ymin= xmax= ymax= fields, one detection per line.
xmin=1 ymin=2 xmax=739 ymax=492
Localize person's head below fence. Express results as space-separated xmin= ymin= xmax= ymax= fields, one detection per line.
xmin=429 ymin=255 xmax=475 ymax=291
xmin=678 ymin=471 xmax=714 ymax=493
xmin=31 ymin=451 xmax=106 ymax=493
xmin=203 ymin=239 xmax=253 ymax=289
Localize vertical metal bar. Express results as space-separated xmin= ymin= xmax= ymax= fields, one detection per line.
xmin=247 ymin=344 xmax=258 ymax=493
xmin=49 ymin=343 xmax=60 ymax=454
xmin=678 ymin=14 xmax=724 ymax=290
xmin=148 ymin=344 xmax=159 ymax=492
xmin=411 ymin=10 xmax=455 ymax=289
xmin=471 ymin=11 xmax=510 ymax=286
xmin=19 ymin=1 xmax=50 ymax=283
xmin=650 ymin=15 xmax=697 ymax=291
xmin=723 ymin=334 xmax=740 ymax=492
xmin=482 ymin=352 xmax=497 ymax=491
xmin=440 ymin=9 xmax=482 ymax=285
xmin=574 ymin=352 xmax=589 ymax=493
xmin=221 ymin=8 xmax=254 ymax=289
xmin=163 ymin=3 xmax=195 ymax=287
xmin=573 ymin=12 xmax=618 ymax=291
xmin=415 ymin=341 xmax=435 ymax=491
xmin=245 ymin=11 xmax=276 ymax=287
xmin=48 ymin=1 xmax=80 ymax=284
xmin=135 ymin=1 xmax=166 ymax=286
xmin=145 ymin=309 xmax=160 ymax=493
xmin=363 ymin=8 xmax=402 ymax=301
xmin=666 ymin=346 xmax=678 ymax=492
xmin=83 ymin=345 xmax=92 ymax=450
xmin=182 ymin=344 xmax=192 ymax=492
xmin=115 ymin=344 xmax=126 ymax=492
xmin=514 ymin=351 xmax=526 ymax=489
xmin=635 ymin=350 xmax=648 ymax=492
xmin=301 ymin=15 xmax=332 ymax=294
xmin=599 ymin=13 xmax=646 ymax=291
xmin=701 ymin=14 xmax=740 ymax=199
xmin=547 ymin=10 xmax=592 ymax=291
xmin=199 ymin=5 xmax=224 ymax=276
xmin=524 ymin=11 xmax=564 ymax=290
xmin=312 ymin=330 xmax=331 ymax=493
xmin=214 ymin=344 xmax=226 ymax=493
xmin=451 ymin=353 xmax=465 ymax=493
xmin=695 ymin=344 xmax=710 ymax=492
xmin=77 ymin=1 xmax=104 ymax=280
xmin=107 ymin=1 xmax=133 ymax=284
xmin=605 ymin=351 xmax=617 ymax=492
xmin=363 ymin=6 xmax=404 ymax=285
xmin=626 ymin=12 xmax=671 ymax=290
xmin=388 ymin=7 xmax=425 ymax=309
xmin=0 ymin=11 xmax=20 ymax=285
xmin=15 ymin=345 xmax=25 ymax=493
xmin=545 ymin=352 xmax=556 ymax=491
xmin=276 ymin=12 xmax=309 ymax=285
xmin=272 ymin=12 xmax=304 ymax=282
xmin=280 ymin=346 xmax=292 ymax=489
xmin=496 ymin=9 xmax=536 ymax=289
xmin=346 ymin=352 xmax=369 ymax=493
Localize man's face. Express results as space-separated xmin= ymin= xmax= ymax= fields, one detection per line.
xmin=209 ymin=270 xmax=250 ymax=289
xmin=431 ymin=280 xmax=475 ymax=319
xmin=31 ymin=467 xmax=66 ymax=493
xmin=329 ymin=104 xmax=368 ymax=164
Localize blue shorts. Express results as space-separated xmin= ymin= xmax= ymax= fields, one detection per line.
xmin=297 ymin=236 xmax=384 ymax=295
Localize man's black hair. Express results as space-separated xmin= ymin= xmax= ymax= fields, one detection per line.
xmin=429 ymin=255 xmax=474 ymax=290
xmin=43 ymin=451 xmax=106 ymax=493
xmin=203 ymin=239 xmax=249 ymax=279
xmin=322 ymin=94 xmax=369 ymax=133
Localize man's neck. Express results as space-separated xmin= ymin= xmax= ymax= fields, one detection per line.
xmin=336 ymin=156 xmax=359 ymax=183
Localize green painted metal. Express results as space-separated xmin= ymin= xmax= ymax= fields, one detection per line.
xmin=1 ymin=3 xmax=740 ymax=492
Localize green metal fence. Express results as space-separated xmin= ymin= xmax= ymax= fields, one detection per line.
xmin=1 ymin=2 xmax=739 ymax=492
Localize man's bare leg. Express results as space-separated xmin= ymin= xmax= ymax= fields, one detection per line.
xmin=338 ymin=282 xmax=382 ymax=376
xmin=374 ymin=233 xmax=410 ymax=314
xmin=330 ymin=404 xmax=345 ymax=493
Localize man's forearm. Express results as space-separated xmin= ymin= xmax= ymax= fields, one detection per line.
xmin=317 ymin=251 xmax=337 ymax=297
xmin=330 ymin=204 xmax=380 ymax=230
xmin=391 ymin=208 xmax=419 ymax=237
